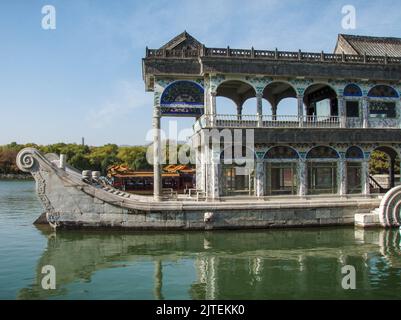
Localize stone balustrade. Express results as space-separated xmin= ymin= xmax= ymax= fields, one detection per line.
xmin=195 ymin=114 xmax=344 ymax=129
xmin=146 ymin=46 xmax=401 ymax=65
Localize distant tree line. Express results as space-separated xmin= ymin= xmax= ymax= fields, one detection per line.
xmin=0 ymin=142 xmax=151 ymax=175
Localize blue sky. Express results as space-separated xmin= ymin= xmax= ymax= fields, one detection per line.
xmin=1 ymin=0 xmax=400 ymax=146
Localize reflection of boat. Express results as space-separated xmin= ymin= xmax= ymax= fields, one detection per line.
xmin=18 ymin=228 xmax=401 ymax=300
xmin=16 ymin=148 xmax=381 ymax=230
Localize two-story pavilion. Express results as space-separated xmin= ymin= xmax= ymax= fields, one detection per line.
xmin=143 ymin=32 xmax=401 ymax=201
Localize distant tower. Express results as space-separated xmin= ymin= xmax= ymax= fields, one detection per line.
xmin=82 ymin=137 xmax=85 ymax=146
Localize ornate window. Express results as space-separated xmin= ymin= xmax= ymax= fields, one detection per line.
xmin=346 ymin=101 xmax=359 ymax=118
xmin=346 ymin=146 xmax=363 ymax=194
xmin=160 ymin=81 xmax=204 ymax=116
xmin=265 ymin=147 xmax=298 ymax=196
xmin=369 ymin=101 xmax=397 ymax=118
xmin=306 ymin=146 xmax=339 ymax=195
xmin=222 ymin=164 xmax=255 ymax=197
xmin=346 ymin=146 xmax=364 ymax=160
xmin=344 ymin=84 xmax=362 ymax=97
xmin=368 ymin=85 xmax=399 ymax=98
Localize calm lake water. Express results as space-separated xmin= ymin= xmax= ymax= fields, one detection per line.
xmin=1 ymin=180 xmax=401 ymax=300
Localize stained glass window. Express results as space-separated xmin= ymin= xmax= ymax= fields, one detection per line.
xmin=368 ymin=85 xmax=399 ymax=98
xmin=344 ymin=84 xmax=362 ymax=97
xmin=346 ymin=147 xmax=364 ymax=159
xmin=160 ymin=81 xmax=204 ymax=116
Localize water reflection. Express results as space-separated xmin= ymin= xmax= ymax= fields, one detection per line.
xmin=18 ymin=227 xmax=401 ymax=300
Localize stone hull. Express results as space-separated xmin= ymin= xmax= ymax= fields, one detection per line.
xmin=16 ymin=148 xmax=380 ymax=231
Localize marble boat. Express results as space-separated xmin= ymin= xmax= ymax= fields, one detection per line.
xmin=16 ymin=147 xmax=397 ymax=230
xmin=16 ymin=32 xmax=401 ymax=230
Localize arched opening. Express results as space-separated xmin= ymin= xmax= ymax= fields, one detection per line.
xmin=306 ymin=146 xmax=339 ymax=195
xmin=216 ymin=96 xmax=239 ymax=115
xmin=264 ymin=146 xmax=299 ymax=196
xmin=216 ymin=80 xmax=256 ymax=116
xmin=263 ymin=82 xmax=299 ymax=120
xmin=242 ymin=97 xmax=271 ymax=116
xmin=367 ymin=85 xmax=399 ymax=119
xmin=344 ymin=84 xmax=362 ymax=119
xmin=220 ymin=146 xmax=256 ymax=197
xmin=369 ymin=146 xmax=400 ymax=193
xmin=303 ymin=84 xmax=338 ymax=118
xmin=346 ymin=146 xmax=364 ymax=194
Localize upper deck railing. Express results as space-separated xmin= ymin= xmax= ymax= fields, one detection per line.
xmin=145 ymin=46 xmax=401 ymax=65
xmin=193 ymin=114 xmax=342 ymax=131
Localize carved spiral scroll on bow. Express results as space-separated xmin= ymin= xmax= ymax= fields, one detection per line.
xmin=378 ymin=186 xmax=401 ymax=227
xmin=16 ymin=148 xmax=37 ymax=172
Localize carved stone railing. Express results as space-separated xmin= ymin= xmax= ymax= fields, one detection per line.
xmin=194 ymin=114 xmax=342 ymax=129
xmin=146 ymin=46 xmax=401 ymax=65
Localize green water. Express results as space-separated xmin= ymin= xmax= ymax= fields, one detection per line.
xmin=1 ymin=180 xmax=401 ymax=300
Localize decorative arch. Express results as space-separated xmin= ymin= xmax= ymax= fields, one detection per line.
xmin=368 ymin=85 xmax=399 ymax=98
xmin=216 ymin=80 xmax=257 ymax=114
xmin=264 ymin=146 xmax=299 ymax=160
xmin=161 ymin=80 xmax=204 ymax=105
xmin=373 ymin=146 xmax=400 ymax=160
xmin=160 ymin=80 xmax=204 ymax=116
xmin=216 ymin=79 xmax=257 ymax=94
xmin=304 ymin=82 xmax=338 ymax=96
xmin=303 ymin=83 xmax=338 ymax=117
xmin=262 ymin=81 xmax=298 ymax=116
xmin=344 ymin=84 xmax=362 ymax=97
xmin=306 ymin=146 xmax=340 ymax=159
xmin=346 ymin=146 xmax=364 ymax=159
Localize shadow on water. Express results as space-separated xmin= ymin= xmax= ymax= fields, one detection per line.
xmin=17 ymin=226 xmax=401 ymax=300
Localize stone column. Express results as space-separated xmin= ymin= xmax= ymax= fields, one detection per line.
xmin=338 ymin=96 xmax=346 ymax=128
xmin=361 ymin=160 xmax=370 ymax=196
xmin=256 ymin=93 xmax=263 ymax=128
xmin=272 ymin=103 xmax=277 ymax=121
xmin=362 ymin=97 xmax=369 ymax=128
xmin=339 ymin=157 xmax=347 ymax=196
xmin=297 ymin=94 xmax=304 ymax=128
xmin=297 ymin=158 xmax=307 ymax=196
xmin=195 ymin=146 xmax=203 ymax=191
xmin=210 ymin=92 xmax=217 ymax=126
xmin=236 ymin=104 xmax=243 ymax=121
xmin=255 ymin=160 xmax=265 ymax=197
xmin=153 ymin=104 xmax=162 ymax=201
xmin=207 ymin=145 xmax=220 ymax=200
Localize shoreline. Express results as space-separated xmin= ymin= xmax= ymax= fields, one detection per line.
xmin=0 ymin=174 xmax=33 ymax=180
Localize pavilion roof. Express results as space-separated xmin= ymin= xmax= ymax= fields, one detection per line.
xmin=335 ymin=34 xmax=401 ymax=57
